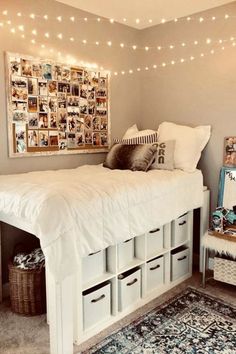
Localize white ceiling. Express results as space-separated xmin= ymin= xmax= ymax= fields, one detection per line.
xmin=56 ymin=0 xmax=233 ymax=29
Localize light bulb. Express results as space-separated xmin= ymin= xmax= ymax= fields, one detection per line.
xmin=225 ymin=14 xmax=229 ymax=19
xmin=110 ymin=19 xmax=114 ymax=23
xmin=230 ymin=37 xmax=234 ymax=41
xmin=174 ymin=18 xmax=178 ymax=22
xmin=70 ymin=16 xmax=75 ymax=22
xmin=10 ymin=28 xmax=15 ymax=33
xmin=206 ymin=38 xmax=211 ymax=44
xmin=2 ymin=10 xmax=8 ymax=15
xmin=162 ymin=62 xmax=166 ymax=67
xmin=161 ymin=19 xmax=166 ymax=24
xmin=120 ymin=43 xmax=124 ymax=48
xmin=18 ymin=25 xmax=24 ymax=31
xmin=200 ymin=53 xmax=204 ymax=57
xmin=137 ymin=68 xmax=141 ymax=71
xmin=190 ymin=56 xmax=195 ymax=60
xmin=129 ymin=69 xmax=133 ymax=74
xmin=181 ymin=42 xmax=186 ymax=47
xmin=232 ymin=42 xmax=236 ymax=47
xmin=32 ymin=29 xmax=37 ymax=35
xmin=199 ymin=17 xmax=204 ymax=22
xmin=57 ymin=33 xmax=63 ymax=39
xmin=219 ymin=39 xmax=223 ymax=44
xmin=84 ymin=17 xmax=88 ymax=21
xmin=132 ymin=45 xmax=137 ymax=50
xmin=121 ymin=71 xmax=125 ymax=75
xmin=7 ymin=20 xmax=11 ymax=24
xmin=157 ymin=46 xmax=162 ymax=50
xmin=136 ymin=19 xmax=140 ymax=24
xmin=97 ymin=18 xmax=101 ymax=22
xmin=171 ymin=60 xmax=175 ymax=65
xmin=30 ymin=14 xmax=35 ymax=19
xmin=123 ymin=18 xmax=127 ymax=22
xmin=45 ymin=32 xmax=49 ymax=38
xmin=17 ymin=12 xmax=22 ymax=17
xmin=194 ymin=40 xmax=198 ymax=45
xmin=114 ymin=72 xmax=118 ymax=76
xmin=212 ymin=16 xmax=216 ymax=20
xmin=31 ymin=39 xmax=35 ymax=44
xmin=0 ymin=23 xmax=3 ymax=27
xmin=70 ymin=37 xmax=74 ymax=41
xmin=153 ymin=64 xmax=157 ymax=69
xmin=95 ymin=41 xmax=99 ymax=45
xmin=145 ymin=67 xmax=149 ymax=70
xmin=44 ymin=15 xmax=48 ymax=20
xmin=148 ymin=19 xmax=153 ymax=23
xmin=82 ymin=39 xmax=87 ymax=44
xmin=21 ymin=34 xmax=25 ymax=38
xmin=57 ymin=16 xmax=62 ymax=22
xmin=187 ymin=17 xmax=191 ymax=21
xmin=221 ymin=46 xmax=225 ymax=50
xmin=169 ymin=45 xmax=174 ymax=49
xmin=107 ymin=41 xmax=112 ymax=46
xmin=145 ymin=46 xmax=149 ymax=51
xmin=211 ymin=49 xmax=215 ymax=53
xmin=180 ymin=58 xmax=185 ymax=63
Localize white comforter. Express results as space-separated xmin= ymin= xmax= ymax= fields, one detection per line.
xmin=0 ymin=165 xmax=203 ymax=280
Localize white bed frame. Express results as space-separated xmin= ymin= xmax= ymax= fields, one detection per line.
xmin=0 ymin=188 xmax=209 ymax=354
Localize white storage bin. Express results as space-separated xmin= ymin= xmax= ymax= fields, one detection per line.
xmin=171 ymin=247 xmax=189 ymax=281
xmin=118 ymin=268 xmax=141 ymax=311
xmin=83 ymin=282 xmax=111 ymax=330
xmin=172 ymin=213 xmax=188 ymax=247
xmin=147 ymin=227 xmax=164 ymax=258
xmin=82 ymin=249 xmax=106 ymax=284
xmin=117 ymin=238 xmax=134 ymax=270
xmin=147 ymin=256 xmax=164 ymax=292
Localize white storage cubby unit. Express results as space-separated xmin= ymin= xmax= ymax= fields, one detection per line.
xmin=74 ymin=210 xmax=193 ymax=345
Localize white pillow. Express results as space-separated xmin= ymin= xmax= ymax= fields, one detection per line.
xmin=123 ymin=125 xmax=156 ymax=139
xmin=122 ymin=124 xmax=139 ymax=139
xmin=157 ymin=122 xmax=211 ymax=172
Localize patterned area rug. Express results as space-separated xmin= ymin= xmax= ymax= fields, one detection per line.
xmin=85 ymin=287 xmax=236 ymax=354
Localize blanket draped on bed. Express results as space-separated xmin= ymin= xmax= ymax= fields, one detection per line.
xmin=0 ymin=165 xmax=203 ymax=280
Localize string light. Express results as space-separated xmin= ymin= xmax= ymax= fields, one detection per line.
xmin=41 ymin=44 xmax=45 ymax=48
xmin=132 ymin=45 xmax=137 ymax=50
xmin=129 ymin=69 xmax=133 ymax=74
xmin=136 ymin=19 xmax=140 ymax=24
xmin=18 ymin=25 xmax=24 ymax=31
xmin=84 ymin=17 xmax=88 ymax=22
xmin=120 ymin=43 xmax=124 ymax=48
xmin=57 ymin=16 xmax=62 ymax=22
xmin=169 ymin=45 xmax=174 ymax=49
xmin=70 ymin=16 xmax=75 ymax=22
xmin=174 ymin=18 xmax=178 ymax=23
xmin=225 ymin=14 xmax=229 ymax=19
xmin=110 ymin=18 xmax=114 ymax=24
xmin=212 ymin=16 xmax=216 ymax=21
xmin=187 ymin=17 xmax=191 ymax=21
xmin=162 ymin=62 xmax=166 ymax=67
xmin=153 ymin=64 xmax=157 ymax=69
xmin=199 ymin=17 xmax=204 ymax=22
xmin=161 ymin=19 xmax=166 ymax=24
xmin=44 ymin=15 xmax=48 ymax=20
xmin=180 ymin=58 xmax=185 ymax=63
xmin=2 ymin=10 xmax=8 ymax=15
xmin=148 ymin=19 xmax=153 ymax=24
xmin=145 ymin=46 xmax=149 ymax=51
xmin=123 ymin=18 xmax=127 ymax=22
xmin=70 ymin=37 xmax=74 ymax=41
xmin=107 ymin=41 xmax=112 ymax=46
xmin=17 ymin=12 xmax=22 ymax=17
xmin=31 ymin=39 xmax=36 ymax=44
xmin=137 ymin=68 xmax=141 ymax=71
xmin=97 ymin=18 xmax=101 ymax=22
xmin=114 ymin=72 xmax=118 ymax=76
xmin=10 ymin=28 xmax=15 ymax=33
xmin=82 ymin=39 xmax=87 ymax=44
xmin=0 ymin=23 xmax=3 ymax=27
xmin=30 ymin=13 xmax=35 ymax=19
xmin=206 ymin=38 xmax=211 ymax=44
xmin=32 ymin=29 xmax=37 ymax=35
xmin=6 ymin=20 xmax=11 ymax=24
xmin=157 ymin=46 xmax=162 ymax=50
xmin=44 ymin=32 xmax=49 ymax=38
xmin=145 ymin=67 xmax=149 ymax=70
xmin=194 ymin=40 xmax=198 ymax=45
xmin=171 ymin=60 xmax=175 ymax=65
xmin=95 ymin=41 xmax=99 ymax=45
xmin=57 ymin=33 xmax=63 ymax=39
xmin=181 ymin=42 xmax=186 ymax=47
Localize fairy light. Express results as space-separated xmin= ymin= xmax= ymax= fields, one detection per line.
xmin=174 ymin=18 xmax=178 ymax=23
xmin=18 ymin=25 xmax=24 ymax=31
xmin=2 ymin=10 xmax=8 ymax=15
xmin=30 ymin=13 xmax=35 ymax=19
xmin=225 ymin=14 xmax=229 ymax=19
xmin=199 ymin=17 xmax=204 ymax=22
xmin=137 ymin=68 xmax=141 ymax=71
xmin=17 ymin=12 xmax=22 ymax=17
xmin=232 ymin=42 xmax=236 ymax=47
xmin=57 ymin=16 xmax=62 ymax=22
xmin=70 ymin=37 xmax=74 ymax=41
xmin=44 ymin=14 xmax=48 ymax=20
xmin=120 ymin=43 xmax=124 ymax=48
xmin=97 ymin=18 xmax=101 ymax=22
xmin=132 ymin=45 xmax=137 ymax=50
xmin=31 ymin=39 xmax=35 ymax=44
xmin=7 ymin=20 xmax=11 ymax=25
xmin=161 ymin=19 xmax=166 ymax=24
xmin=123 ymin=18 xmax=127 ymax=22
xmin=0 ymin=23 xmax=3 ymax=27
xmin=190 ymin=56 xmax=195 ymax=60
xmin=187 ymin=17 xmax=191 ymax=21
xmin=110 ymin=19 xmax=114 ymax=24
xmin=84 ymin=17 xmax=88 ymax=22
xmin=200 ymin=53 xmax=204 ymax=57
xmin=82 ymin=39 xmax=87 ymax=44
xmin=148 ymin=19 xmax=153 ymax=24
xmin=219 ymin=39 xmax=223 ymax=44
xmin=212 ymin=16 xmax=216 ymax=21
xmin=129 ymin=69 xmax=133 ymax=74
xmin=222 ymin=46 xmax=225 ymax=50
xmin=50 ymin=48 xmax=54 ymax=53
xmin=153 ymin=64 xmax=157 ymax=69
xmin=182 ymin=42 xmax=186 ymax=47
xmin=10 ymin=28 xmax=15 ymax=33
xmin=171 ymin=60 xmax=175 ymax=65
xmin=145 ymin=67 xmax=149 ymax=70
xmin=121 ymin=71 xmax=125 ymax=75
xmin=70 ymin=16 xmax=75 ymax=22
xmin=145 ymin=46 xmax=149 ymax=51
xmin=206 ymin=38 xmax=211 ymax=44
xmin=162 ymin=62 xmax=166 ymax=67
xmin=32 ymin=29 xmax=37 ymax=35
xmin=107 ymin=41 xmax=112 ymax=46
xmin=45 ymin=32 xmax=49 ymax=38
xmin=157 ymin=46 xmax=162 ymax=50
xmin=95 ymin=41 xmax=99 ymax=45
xmin=21 ymin=34 xmax=25 ymax=38
xmin=57 ymin=33 xmax=63 ymax=39
xmin=211 ymin=49 xmax=215 ymax=53
xmin=169 ymin=45 xmax=174 ymax=49
xmin=114 ymin=72 xmax=118 ymax=76
xmin=180 ymin=58 xmax=185 ymax=63
xmin=41 ymin=44 xmax=45 ymax=48
xmin=136 ymin=19 xmax=140 ymax=24
xmin=230 ymin=37 xmax=234 ymax=41
xmin=194 ymin=40 xmax=198 ymax=45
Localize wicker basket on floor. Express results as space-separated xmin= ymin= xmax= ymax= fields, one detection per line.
xmin=214 ymin=257 xmax=236 ymax=286
xmin=8 ymin=261 xmax=46 ymax=316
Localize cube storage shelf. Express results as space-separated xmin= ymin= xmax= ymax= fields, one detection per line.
xmin=74 ymin=211 xmax=193 ymax=345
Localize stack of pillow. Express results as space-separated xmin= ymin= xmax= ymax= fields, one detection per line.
xmin=103 ymin=122 xmax=211 ymax=173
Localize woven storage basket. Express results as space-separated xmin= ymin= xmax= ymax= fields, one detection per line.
xmin=8 ymin=261 xmax=46 ymax=316
xmin=214 ymin=257 xmax=236 ymax=286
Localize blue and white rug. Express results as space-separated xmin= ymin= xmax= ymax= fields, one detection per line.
xmin=85 ymin=288 xmax=236 ymax=354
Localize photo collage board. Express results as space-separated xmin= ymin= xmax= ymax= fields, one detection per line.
xmin=6 ymin=52 xmax=110 ymax=157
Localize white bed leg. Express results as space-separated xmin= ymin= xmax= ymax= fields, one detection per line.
xmin=48 ymin=271 xmax=74 ymax=354
xmin=199 ymin=189 xmax=210 ymax=272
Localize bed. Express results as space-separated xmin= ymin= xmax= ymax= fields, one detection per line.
xmin=0 ymin=164 xmax=206 ymax=354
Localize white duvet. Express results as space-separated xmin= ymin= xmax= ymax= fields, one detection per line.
xmin=0 ymin=165 xmax=203 ymax=280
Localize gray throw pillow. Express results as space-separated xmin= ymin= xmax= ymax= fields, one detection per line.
xmin=103 ymin=144 xmax=157 ymax=171
xmin=151 ymin=140 xmax=176 ymax=170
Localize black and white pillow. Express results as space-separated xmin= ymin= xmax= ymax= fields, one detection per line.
xmin=114 ymin=132 xmax=158 ymax=145
xmin=103 ymin=144 xmax=157 ymax=172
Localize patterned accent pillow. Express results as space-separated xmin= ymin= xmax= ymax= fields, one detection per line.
xmin=103 ymin=144 xmax=157 ymax=171
xmin=151 ymin=140 xmax=176 ymax=170
xmin=114 ymin=132 xmax=158 ymax=145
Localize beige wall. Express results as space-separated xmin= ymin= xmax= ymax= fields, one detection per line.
xmin=139 ymin=1 xmax=236 ymax=210
xmin=1 ymin=0 xmax=236 ymax=282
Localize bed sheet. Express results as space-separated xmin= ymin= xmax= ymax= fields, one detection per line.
xmin=0 ymin=165 xmax=203 ymax=280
